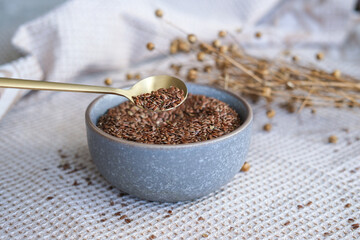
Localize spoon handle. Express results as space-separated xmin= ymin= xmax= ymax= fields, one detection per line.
xmin=0 ymin=77 xmax=129 ymax=97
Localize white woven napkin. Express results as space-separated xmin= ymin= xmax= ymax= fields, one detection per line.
xmin=0 ymin=0 xmax=358 ymax=120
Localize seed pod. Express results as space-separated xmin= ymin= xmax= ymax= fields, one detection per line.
xmin=266 ymin=109 xmax=275 ymax=119
xmin=155 ymin=9 xmax=163 ymax=18
xmin=203 ymin=65 xmax=212 ymax=73
xmin=263 ymin=123 xmax=272 ymax=132
xmin=316 ymin=52 xmax=324 ymax=60
xmin=218 ymin=30 xmax=227 ymax=38
xmin=104 ymin=78 xmax=112 ymax=86
xmin=187 ymin=69 xmax=197 ymax=82
xmin=332 ymin=69 xmax=341 ymax=78
xmin=197 ymin=52 xmax=205 ymax=61
xmin=146 ymin=42 xmax=155 ymax=51
xmin=179 ymin=41 xmax=190 ymax=52
xmin=187 ymin=34 xmax=197 ymax=44
xmin=328 ymin=135 xmax=338 ymax=143
xmin=219 ymin=45 xmax=228 ymax=53
xmin=212 ymin=39 xmax=221 ymax=48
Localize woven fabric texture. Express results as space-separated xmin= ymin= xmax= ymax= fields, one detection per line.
xmin=0 ymin=62 xmax=359 ymax=239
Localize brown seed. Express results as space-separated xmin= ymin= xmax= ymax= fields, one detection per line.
xmin=283 ymin=221 xmax=290 ymax=226
xmin=187 ymin=34 xmax=197 ymax=44
xmin=263 ymin=123 xmax=272 ymax=132
xmin=124 ymin=218 xmax=132 ymax=223
xmin=104 ymin=78 xmax=112 ymax=86
xmin=46 ymin=196 xmax=54 ymax=201
xmin=167 ymin=210 xmax=173 ymax=214
xmin=198 ymin=216 xmax=205 ymax=221
xmin=240 ymin=162 xmax=250 ymax=172
xmin=97 ymin=94 xmax=241 ymax=145
xmin=345 ymin=203 xmax=352 ymax=208
xmin=218 ymin=30 xmax=227 ymax=38
xmin=323 ymin=232 xmax=331 ymax=236
xmin=100 ymin=218 xmax=107 ymax=222
xmin=202 ymin=233 xmax=209 ymax=238
xmin=132 ymin=86 xmax=185 ymax=111
xmin=255 ymin=32 xmax=262 ymax=38
xmin=266 ymin=109 xmax=276 ymax=119
xmin=351 ymin=223 xmax=359 ymax=229
xmin=119 ymin=215 xmax=127 ymax=220
xmin=316 ymin=52 xmax=324 ymax=61
xmin=297 ymin=205 xmax=304 ymax=209
xmin=197 ymin=52 xmax=205 ymax=61
xmin=114 ymin=212 xmax=122 ymax=216
xmin=328 ymin=135 xmax=338 ymax=144
xmin=149 ymin=235 xmax=156 ymax=240
xmin=212 ymin=39 xmax=221 ymax=48
xmin=332 ymin=69 xmax=341 ymax=78
xmin=155 ymin=9 xmax=163 ymax=18
xmin=146 ymin=42 xmax=155 ymax=51
xmin=348 ymin=218 xmax=355 ymax=223
xmin=311 ymin=109 xmax=316 ymax=114
xmin=72 ymin=180 xmax=80 ymax=186
xmin=305 ymin=201 xmax=312 ymax=206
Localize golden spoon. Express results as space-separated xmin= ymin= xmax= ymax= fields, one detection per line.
xmin=0 ymin=75 xmax=188 ymax=112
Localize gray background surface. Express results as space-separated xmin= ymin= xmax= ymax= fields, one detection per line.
xmin=0 ymin=0 xmax=65 ymax=64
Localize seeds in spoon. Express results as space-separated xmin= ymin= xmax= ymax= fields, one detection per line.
xmin=132 ymin=86 xmax=185 ymax=111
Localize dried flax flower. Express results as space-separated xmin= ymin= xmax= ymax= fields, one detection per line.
xmin=147 ymin=13 xmax=360 ymax=117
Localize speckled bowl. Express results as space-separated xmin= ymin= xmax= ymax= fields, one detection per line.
xmin=85 ymin=83 xmax=252 ymax=202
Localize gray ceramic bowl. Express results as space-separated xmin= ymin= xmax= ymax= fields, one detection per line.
xmin=85 ymin=83 xmax=252 ymax=202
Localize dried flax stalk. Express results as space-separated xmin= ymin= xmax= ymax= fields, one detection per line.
xmin=141 ymin=10 xmax=360 ymax=113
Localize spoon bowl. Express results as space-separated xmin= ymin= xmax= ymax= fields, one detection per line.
xmin=124 ymin=75 xmax=188 ymax=112
xmin=0 ymin=75 xmax=188 ymax=112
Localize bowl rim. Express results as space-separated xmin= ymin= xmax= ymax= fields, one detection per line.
xmin=85 ymin=83 xmax=253 ymax=149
